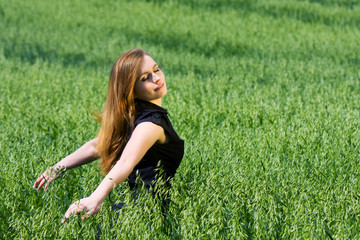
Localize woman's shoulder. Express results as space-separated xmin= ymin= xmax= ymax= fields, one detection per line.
xmin=134 ymin=99 xmax=168 ymax=126
xmin=134 ymin=99 xmax=183 ymax=143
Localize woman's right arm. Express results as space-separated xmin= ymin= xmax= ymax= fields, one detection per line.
xmin=33 ymin=138 xmax=99 ymax=191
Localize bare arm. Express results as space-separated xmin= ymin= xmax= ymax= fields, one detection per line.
xmin=53 ymin=138 xmax=99 ymax=170
xmin=33 ymin=138 xmax=99 ymax=191
xmin=61 ymin=122 xmax=165 ymax=222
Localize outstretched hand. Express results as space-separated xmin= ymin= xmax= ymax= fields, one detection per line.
xmin=33 ymin=166 xmax=66 ymax=191
xmin=61 ymin=197 xmax=101 ymax=223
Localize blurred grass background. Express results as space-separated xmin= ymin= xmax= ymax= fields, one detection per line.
xmin=0 ymin=0 xmax=359 ymax=239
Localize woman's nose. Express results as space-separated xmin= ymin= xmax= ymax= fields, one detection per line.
xmin=152 ymin=73 xmax=160 ymax=83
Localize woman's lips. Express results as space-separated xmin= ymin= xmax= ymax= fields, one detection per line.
xmin=154 ymin=83 xmax=164 ymax=91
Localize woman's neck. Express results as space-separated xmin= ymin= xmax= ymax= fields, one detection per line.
xmin=149 ymin=98 xmax=162 ymax=106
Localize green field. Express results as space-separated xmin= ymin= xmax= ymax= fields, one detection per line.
xmin=1 ymin=0 xmax=360 ymax=239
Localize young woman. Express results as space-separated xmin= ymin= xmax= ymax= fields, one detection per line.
xmin=33 ymin=48 xmax=184 ymax=223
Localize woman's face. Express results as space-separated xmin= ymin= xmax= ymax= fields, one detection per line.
xmin=134 ymin=55 xmax=167 ymax=105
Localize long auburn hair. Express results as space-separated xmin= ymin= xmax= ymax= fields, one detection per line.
xmin=97 ymin=48 xmax=148 ymax=174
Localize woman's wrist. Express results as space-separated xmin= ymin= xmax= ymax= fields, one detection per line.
xmin=90 ymin=178 xmax=115 ymax=205
xmin=89 ymin=191 xmax=107 ymax=205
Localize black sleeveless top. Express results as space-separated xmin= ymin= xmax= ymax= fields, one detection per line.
xmin=127 ymin=99 xmax=184 ymax=190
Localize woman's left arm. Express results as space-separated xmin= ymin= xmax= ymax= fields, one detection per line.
xmin=61 ymin=122 xmax=165 ymax=223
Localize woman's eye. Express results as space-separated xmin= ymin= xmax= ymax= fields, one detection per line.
xmin=154 ymin=68 xmax=160 ymax=72
xmin=141 ymin=75 xmax=150 ymax=81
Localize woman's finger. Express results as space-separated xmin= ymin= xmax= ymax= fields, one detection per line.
xmin=81 ymin=210 xmax=93 ymax=221
xmin=33 ymin=175 xmax=44 ymax=188
xmin=33 ymin=180 xmax=38 ymax=189
xmin=62 ymin=205 xmax=75 ymax=223
xmin=44 ymin=179 xmax=52 ymax=191
xmin=36 ymin=178 xmax=46 ymax=190
xmin=33 ymin=177 xmax=40 ymax=188
xmin=33 ymin=169 xmax=51 ymax=189
xmin=62 ymin=201 xmax=84 ymax=223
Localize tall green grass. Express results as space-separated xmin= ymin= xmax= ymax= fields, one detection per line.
xmin=1 ymin=0 xmax=359 ymax=239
